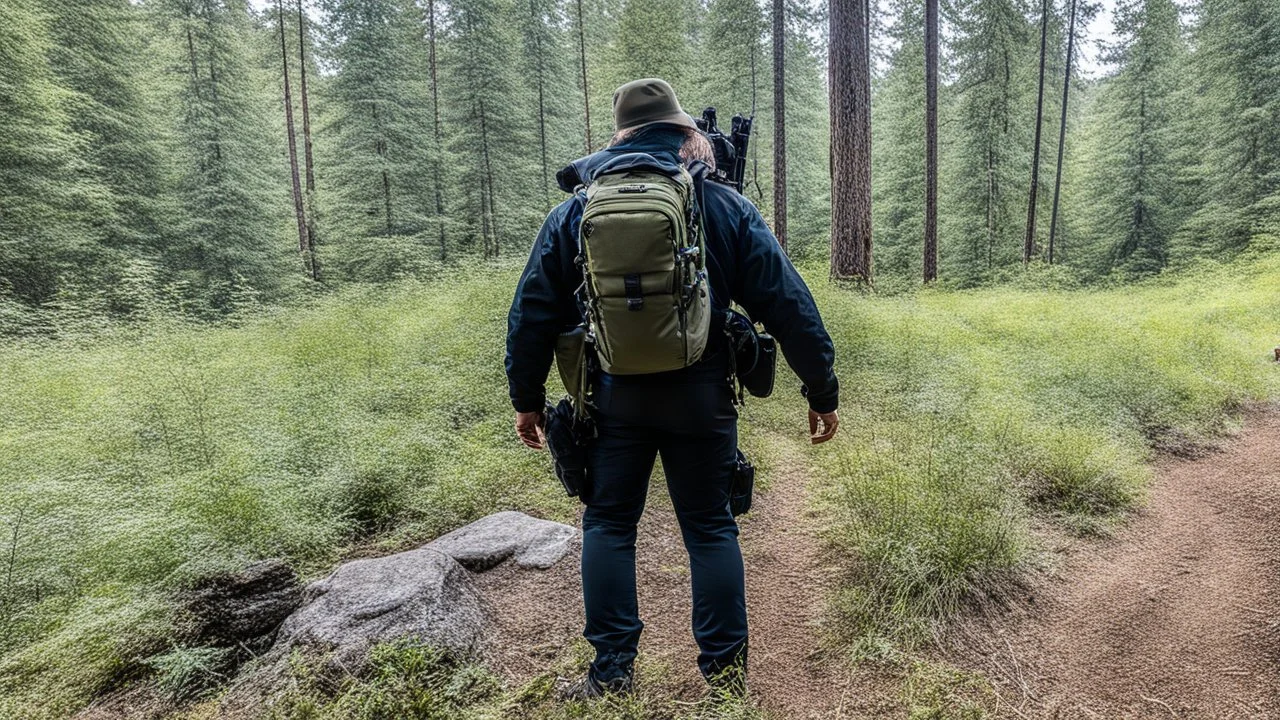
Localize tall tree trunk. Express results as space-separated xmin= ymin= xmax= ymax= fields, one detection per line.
xmin=531 ymin=0 xmax=550 ymax=207
xmin=749 ymin=41 xmax=763 ymax=202
xmin=829 ymin=0 xmax=873 ymax=282
xmin=987 ymin=145 xmax=996 ymax=269
xmin=369 ymin=101 xmax=392 ymax=234
xmin=479 ymin=98 xmax=499 ymax=257
xmin=427 ymin=0 xmax=447 ymax=260
xmin=1048 ymin=0 xmax=1077 ymax=265
xmin=296 ymin=0 xmax=319 ymax=280
xmin=1024 ymin=0 xmax=1050 ymax=265
xmin=923 ymin=0 xmax=939 ymax=282
xmin=185 ymin=22 xmax=223 ymax=166
xmin=772 ymin=0 xmax=788 ymax=250
xmin=575 ymin=0 xmax=592 ymax=153
xmin=277 ymin=0 xmax=309 ymax=277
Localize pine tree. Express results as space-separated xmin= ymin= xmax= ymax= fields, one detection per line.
xmin=1084 ymin=0 xmax=1184 ymax=276
xmin=0 ymin=0 xmax=98 ymax=306
xmin=156 ymin=0 xmax=289 ymax=305
xmin=830 ymin=0 xmax=874 ymax=282
xmin=871 ymin=0 xmax=926 ymax=280
xmin=45 ymin=0 xmax=171 ymax=268
xmin=319 ymin=0 xmax=438 ymax=277
xmin=944 ymin=0 xmax=1036 ymax=283
xmin=274 ymin=0 xmax=310 ymax=278
xmin=440 ymin=0 xmax=534 ymax=258
xmin=572 ymin=0 xmax=595 ymax=152
xmin=614 ymin=0 xmax=694 ymax=93
xmin=296 ymin=0 xmax=321 ymax=278
xmin=1049 ymin=0 xmax=1080 ymax=263
xmin=520 ymin=0 xmax=581 ymax=209
xmin=425 ymin=0 xmax=448 ymax=260
xmin=1179 ymin=0 xmax=1280 ymax=256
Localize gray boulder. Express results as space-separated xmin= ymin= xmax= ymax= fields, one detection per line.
xmin=271 ymin=547 xmax=483 ymax=666
xmin=427 ymin=510 xmax=578 ymax=571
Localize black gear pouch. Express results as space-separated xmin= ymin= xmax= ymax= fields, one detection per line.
xmin=543 ymin=398 xmax=594 ymax=500
xmin=729 ymin=450 xmax=754 ymax=517
xmin=724 ymin=310 xmax=776 ymax=399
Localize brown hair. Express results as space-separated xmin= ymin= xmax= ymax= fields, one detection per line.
xmin=606 ymin=127 xmax=717 ymax=170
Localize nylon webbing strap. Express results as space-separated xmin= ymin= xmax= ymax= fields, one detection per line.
xmin=624 ymin=274 xmax=643 ymax=311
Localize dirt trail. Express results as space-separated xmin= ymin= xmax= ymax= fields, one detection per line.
xmin=478 ymin=443 xmax=886 ymax=717
xmin=954 ymin=409 xmax=1280 ymax=719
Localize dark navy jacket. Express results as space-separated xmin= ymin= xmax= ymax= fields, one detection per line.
xmin=505 ymin=127 xmax=839 ymax=415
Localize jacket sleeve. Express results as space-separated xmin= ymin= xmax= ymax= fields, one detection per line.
xmin=730 ymin=199 xmax=840 ymax=413
xmin=505 ymin=202 xmax=581 ymax=413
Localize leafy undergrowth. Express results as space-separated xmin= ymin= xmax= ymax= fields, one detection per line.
xmin=1 ymin=256 xmax=1278 ymax=717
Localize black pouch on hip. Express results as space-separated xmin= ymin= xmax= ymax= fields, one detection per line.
xmin=724 ymin=309 xmax=776 ymax=399
xmin=729 ymin=449 xmax=754 ymax=517
xmin=542 ymin=398 xmax=594 ymax=500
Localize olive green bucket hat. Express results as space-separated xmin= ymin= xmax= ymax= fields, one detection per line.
xmin=612 ymin=78 xmax=697 ymax=132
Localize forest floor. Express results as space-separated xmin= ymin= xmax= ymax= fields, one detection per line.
xmin=478 ymin=439 xmax=898 ymax=718
xmin=949 ymin=406 xmax=1280 ymax=720
xmin=483 ymin=410 xmax=1280 ymax=719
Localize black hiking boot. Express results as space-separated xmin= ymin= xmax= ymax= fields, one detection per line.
xmin=557 ymin=669 xmax=635 ymax=701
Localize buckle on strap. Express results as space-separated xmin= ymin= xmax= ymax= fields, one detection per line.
xmin=624 ymin=274 xmax=644 ymax=311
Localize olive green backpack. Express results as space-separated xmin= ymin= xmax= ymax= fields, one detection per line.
xmin=575 ymin=154 xmax=710 ymax=375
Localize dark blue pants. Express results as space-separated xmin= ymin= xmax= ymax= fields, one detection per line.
xmin=582 ymin=377 xmax=747 ymax=683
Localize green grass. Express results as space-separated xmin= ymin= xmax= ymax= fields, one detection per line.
xmin=258 ymin=639 xmax=764 ymax=720
xmin=797 ymin=256 xmax=1280 ymax=651
xmin=1 ymin=256 xmax=1278 ymax=717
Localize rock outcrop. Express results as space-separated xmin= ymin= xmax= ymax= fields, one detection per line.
xmin=426 ymin=510 xmax=578 ymax=571
xmin=271 ymin=547 xmax=483 ymax=666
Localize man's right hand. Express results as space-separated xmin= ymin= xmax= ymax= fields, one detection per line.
xmin=516 ymin=410 xmax=546 ymax=450
xmin=808 ymin=409 xmax=839 ymax=445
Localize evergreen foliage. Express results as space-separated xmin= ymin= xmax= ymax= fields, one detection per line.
xmin=1084 ymin=0 xmax=1184 ymax=276
xmin=0 ymin=0 xmax=1275 ymax=307
xmin=155 ymin=0 xmax=292 ymax=307
xmin=0 ymin=0 xmax=100 ymax=306
xmin=318 ymin=0 xmax=439 ymax=278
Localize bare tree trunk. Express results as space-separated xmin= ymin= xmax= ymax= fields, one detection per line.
xmin=772 ymin=0 xmax=788 ymax=250
xmin=531 ymin=0 xmax=550 ymax=207
xmin=923 ymin=0 xmax=938 ymax=282
xmin=575 ymin=0 xmax=593 ymax=153
xmin=829 ymin=0 xmax=873 ymax=283
xmin=749 ymin=40 xmax=763 ymax=202
xmin=479 ymin=98 xmax=499 ymax=257
xmin=427 ymin=0 xmax=447 ymax=260
xmin=1048 ymin=0 xmax=1077 ymax=265
xmin=185 ymin=23 xmax=223 ymax=167
xmin=277 ymin=0 xmax=309 ymax=277
xmin=1024 ymin=0 xmax=1050 ymax=265
xmin=987 ymin=145 xmax=995 ymax=269
xmin=296 ymin=0 xmax=320 ymax=280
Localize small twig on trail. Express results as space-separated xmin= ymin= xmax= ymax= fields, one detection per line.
xmin=1142 ymin=695 xmax=1179 ymax=718
xmin=994 ymin=693 xmax=1034 ymax=720
xmin=1237 ymin=605 xmax=1268 ymax=615
xmin=1003 ymin=637 xmax=1034 ymax=704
